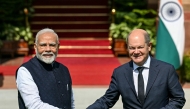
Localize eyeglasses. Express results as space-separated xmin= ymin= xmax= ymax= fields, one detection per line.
xmin=36 ymin=43 xmax=58 ymax=49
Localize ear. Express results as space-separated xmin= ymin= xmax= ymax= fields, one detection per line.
xmin=148 ymin=42 xmax=152 ymax=51
xmin=58 ymin=43 xmax=60 ymax=49
xmin=34 ymin=43 xmax=37 ymax=49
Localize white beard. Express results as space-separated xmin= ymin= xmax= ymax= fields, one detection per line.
xmin=36 ymin=49 xmax=57 ymax=64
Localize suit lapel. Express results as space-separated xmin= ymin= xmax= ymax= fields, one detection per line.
xmin=124 ymin=61 xmax=138 ymax=97
xmin=145 ymin=58 xmax=159 ymax=97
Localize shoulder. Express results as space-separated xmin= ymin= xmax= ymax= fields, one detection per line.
xmin=115 ymin=63 xmax=129 ymax=70
xmin=150 ymin=57 xmax=175 ymax=73
xmin=115 ymin=60 xmax=132 ymax=70
xmin=16 ymin=66 xmax=31 ymax=79
xmin=151 ymin=57 xmax=174 ymax=68
xmin=20 ymin=57 xmax=36 ymax=68
xmin=113 ymin=61 xmax=132 ymax=75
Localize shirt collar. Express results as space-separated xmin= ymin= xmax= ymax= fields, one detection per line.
xmin=133 ymin=56 xmax=151 ymax=70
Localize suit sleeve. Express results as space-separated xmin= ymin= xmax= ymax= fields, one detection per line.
xmin=87 ymin=70 xmax=120 ymax=109
xmin=161 ymin=65 xmax=186 ymax=109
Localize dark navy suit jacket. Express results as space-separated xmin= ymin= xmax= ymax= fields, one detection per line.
xmin=87 ymin=57 xmax=186 ymax=109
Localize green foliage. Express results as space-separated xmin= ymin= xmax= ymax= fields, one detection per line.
xmin=0 ymin=0 xmax=34 ymax=46
xmin=109 ymin=0 xmax=158 ymax=55
xmin=110 ymin=9 xmax=157 ymax=55
xmin=0 ymin=0 xmax=34 ymax=25
xmin=109 ymin=22 xmax=132 ymax=39
xmin=126 ymin=9 xmax=157 ymax=55
xmin=181 ymin=53 xmax=190 ymax=82
xmin=0 ymin=24 xmax=34 ymax=45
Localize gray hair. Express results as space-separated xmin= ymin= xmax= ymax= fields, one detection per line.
xmin=35 ymin=28 xmax=59 ymax=43
xmin=126 ymin=30 xmax=150 ymax=44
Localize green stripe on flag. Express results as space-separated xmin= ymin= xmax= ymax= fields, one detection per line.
xmin=155 ymin=19 xmax=180 ymax=69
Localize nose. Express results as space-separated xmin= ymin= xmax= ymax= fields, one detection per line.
xmin=44 ymin=45 xmax=51 ymax=51
xmin=134 ymin=48 xmax=140 ymax=54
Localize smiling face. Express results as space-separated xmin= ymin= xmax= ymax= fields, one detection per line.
xmin=127 ymin=29 xmax=151 ymax=66
xmin=34 ymin=32 xmax=59 ymax=64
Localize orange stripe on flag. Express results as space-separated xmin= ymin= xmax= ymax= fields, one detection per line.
xmin=178 ymin=0 xmax=182 ymax=5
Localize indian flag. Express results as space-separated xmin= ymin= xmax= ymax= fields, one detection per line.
xmin=155 ymin=0 xmax=185 ymax=69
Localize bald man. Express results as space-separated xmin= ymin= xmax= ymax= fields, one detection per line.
xmin=87 ymin=29 xmax=185 ymax=109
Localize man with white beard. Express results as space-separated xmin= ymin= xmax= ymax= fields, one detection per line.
xmin=16 ymin=28 xmax=75 ymax=109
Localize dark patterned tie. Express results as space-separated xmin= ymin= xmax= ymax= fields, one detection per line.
xmin=137 ymin=67 xmax=145 ymax=105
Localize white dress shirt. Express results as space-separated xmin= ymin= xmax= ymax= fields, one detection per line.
xmin=16 ymin=66 xmax=75 ymax=109
xmin=133 ymin=56 xmax=151 ymax=95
